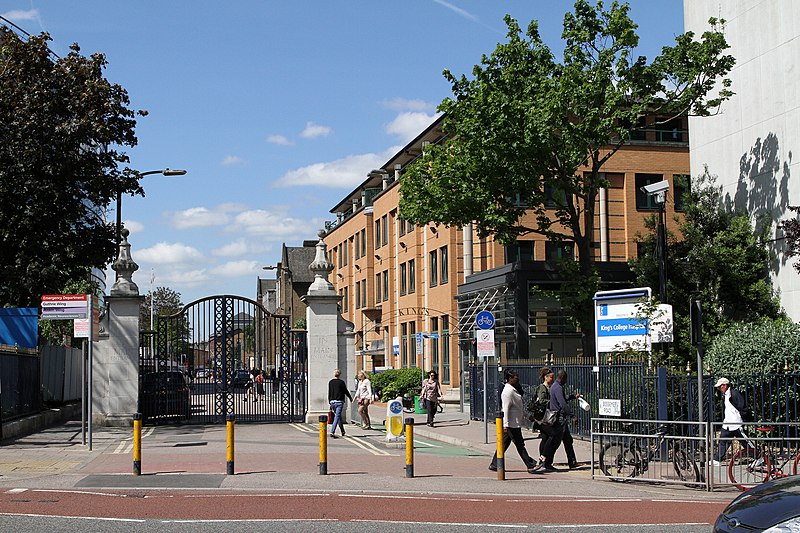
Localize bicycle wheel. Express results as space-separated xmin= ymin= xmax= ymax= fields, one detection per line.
xmin=673 ymin=447 xmax=700 ymax=483
xmin=599 ymin=442 xmax=640 ymax=481
xmin=728 ymin=449 xmax=770 ymax=490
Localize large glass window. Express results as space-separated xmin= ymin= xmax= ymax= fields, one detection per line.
xmin=545 ymin=241 xmax=574 ymax=262
xmin=375 ymin=273 xmax=381 ymax=302
xmin=375 ymin=220 xmax=381 ymax=249
xmin=409 ymin=322 xmax=416 ymax=367
xmin=355 ymin=232 xmax=360 ymax=259
xmin=430 ymin=317 xmax=439 ymax=372
xmin=429 ymin=251 xmax=438 ymax=287
xmin=506 ymin=241 xmax=534 ymax=263
xmin=400 ymin=263 xmax=407 ymax=295
xmin=408 ymin=259 xmax=416 ymax=293
xmin=401 ymin=323 xmax=408 ymax=368
xmin=382 ymin=215 xmax=388 ymax=246
xmin=382 ymin=269 xmax=389 ymax=301
xmin=440 ymin=246 xmax=448 ymax=284
xmin=360 ymin=229 xmax=366 ymax=256
xmin=355 ymin=281 xmax=361 ymax=309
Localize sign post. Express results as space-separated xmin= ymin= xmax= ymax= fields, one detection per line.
xmin=475 ymin=310 xmax=495 ymax=444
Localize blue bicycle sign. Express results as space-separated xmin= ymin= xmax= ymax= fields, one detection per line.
xmin=475 ymin=310 xmax=495 ymax=330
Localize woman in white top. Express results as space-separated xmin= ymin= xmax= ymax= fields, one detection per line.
xmin=354 ymin=370 xmax=374 ymax=429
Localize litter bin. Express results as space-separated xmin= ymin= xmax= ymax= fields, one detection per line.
xmin=414 ymin=395 xmax=427 ymax=414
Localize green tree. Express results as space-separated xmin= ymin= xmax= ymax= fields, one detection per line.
xmin=706 ymin=319 xmax=800 ymax=374
xmin=398 ymin=1 xmax=734 ymax=355
xmin=140 ymin=286 xmax=184 ymax=329
xmin=631 ymin=170 xmax=782 ymax=368
xmin=0 ymin=28 xmax=142 ymax=308
xmin=38 ymin=271 xmax=98 ymax=346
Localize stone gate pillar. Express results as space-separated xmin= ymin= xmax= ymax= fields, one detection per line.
xmin=302 ymin=230 xmax=355 ymax=423
xmin=93 ymin=228 xmax=143 ymax=426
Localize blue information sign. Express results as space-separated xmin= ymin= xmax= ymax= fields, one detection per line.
xmin=475 ymin=310 xmax=495 ymax=330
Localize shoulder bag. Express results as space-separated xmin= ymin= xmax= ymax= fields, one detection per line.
xmin=541 ymin=408 xmax=560 ymax=427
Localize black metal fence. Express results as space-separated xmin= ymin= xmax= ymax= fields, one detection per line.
xmin=470 ymin=363 xmax=800 ymax=439
xmin=0 ymin=347 xmax=42 ymax=433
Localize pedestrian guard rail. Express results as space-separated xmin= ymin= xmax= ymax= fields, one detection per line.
xmin=592 ymin=418 xmax=800 ymax=491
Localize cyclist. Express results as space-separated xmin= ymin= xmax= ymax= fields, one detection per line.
xmin=712 ymin=377 xmax=755 ymax=465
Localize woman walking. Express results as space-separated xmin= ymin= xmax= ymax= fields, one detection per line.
xmin=530 ymin=367 xmax=559 ymax=471
xmin=328 ymin=368 xmax=352 ymax=438
xmin=354 ymin=370 xmax=374 ymax=429
xmin=420 ymin=370 xmax=443 ymax=427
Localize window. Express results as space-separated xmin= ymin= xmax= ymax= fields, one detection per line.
xmin=544 ymin=183 xmax=567 ymax=208
xmin=342 ymin=240 xmax=348 ymax=266
xmin=343 ymin=287 xmax=349 ymax=312
xmin=441 ymin=316 xmax=450 ymax=384
xmin=506 ymin=241 xmax=534 ymax=263
xmin=635 ymin=174 xmax=664 ymax=210
xmin=381 ymin=215 xmax=388 ymax=246
xmin=400 ymin=262 xmax=407 ymax=295
xmin=375 ymin=273 xmax=381 ymax=302
xmin=408 ymin=259 xmax=416 ymax=293
xmin=408 ymin=321 xmax=416 ymax=367
xmin=673 ymin=174 xmax=690 ymax=212
xmin=382 ymin=269 xmax=389 ymax=302
xmin=401 ymin=323 xmax=408 ymax=367
xmin=430 ymin=317 xmax=439 ymax=371
xmin=399 ymin=218 xmax=406 ymax=236
xmin=361 ymin=280 xmax=367 ymax=309
xmin=629 ymin=116 xmax=647 ymax=141
xmin=355 ymin=281 xmax=362 ymax=309
xmin=375 ymin=220 xmax=381 ymax=249
xmin=429 ymin=251 xmax=438 ymax=287
xmin=407 ymin=220 xmax=415 ymax=232
xmin=360 ymin=229 xmax=366 ymax=256
xmin=545 ymin=241 xmax=574 ymax=262
xmin=656 ymin=117 xmax=684 ymax=143
xmin=355 ymin=232 xmax=360 ymax=259
xmin=440 ymin=246 xmax=448 ymax=284
xmin=337 ymin=244 xmax=343 ymax=268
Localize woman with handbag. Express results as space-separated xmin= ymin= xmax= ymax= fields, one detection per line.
xmin=530 ymin=367 xmax=560 ymax=472
xmin=354 ymin=370 xmax=373 ymax=429
xmin=420 ymin=370 xmax=443 ymax=427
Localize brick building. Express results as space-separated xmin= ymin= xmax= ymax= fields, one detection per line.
xmin=323 ymin=114 xmax=689 ymax=395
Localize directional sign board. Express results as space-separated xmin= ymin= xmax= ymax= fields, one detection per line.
xmin=475 ymin=310 xmax=495 ymax=330
xmin=41 ymin=294 xmax=88 ymax=320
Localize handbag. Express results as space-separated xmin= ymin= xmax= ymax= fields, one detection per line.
xmin=327 ymin=409 xmax=335 ymax=424
xmin=541 ymin=408 xmax=560 ymax=427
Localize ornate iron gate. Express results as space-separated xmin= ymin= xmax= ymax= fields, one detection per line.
xmin=139 ymin=295 xmax=307 ymax=424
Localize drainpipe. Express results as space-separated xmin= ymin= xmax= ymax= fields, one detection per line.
xmin=463 ymin=223 xmax=473 ymax=277
xmin=599 ymin=186 xmax=608 ymax=261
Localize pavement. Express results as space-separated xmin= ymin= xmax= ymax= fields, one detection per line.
xmin=0 ymin=400 xmax=735 ymax=501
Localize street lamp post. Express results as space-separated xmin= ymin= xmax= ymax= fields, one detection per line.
xmin=116 ymin=168 xmax=187 ymax=245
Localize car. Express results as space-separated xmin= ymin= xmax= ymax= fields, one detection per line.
xmin=140 ymin=371 xmax=191 ymax=420
xmin=195 ymin=367 xmax=209 ymax=379
xmin=230 ymin=369 xmax=252 ymax=389
xmin=714 ymin=474 xmax=800 ymax=532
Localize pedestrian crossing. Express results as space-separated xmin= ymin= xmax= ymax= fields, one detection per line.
xmin=112 ymin=427 xmax=155 ymax=454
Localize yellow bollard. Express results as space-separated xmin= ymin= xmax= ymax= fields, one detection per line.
xmin=495 ymin=412 xmax=505 ymax=480
xmin=133 ymin=412 xmax=141 ymax=476
xmin=319 ymin=414 xmax=328 ymax=475
xmin=226 ymin=414 xmax=235 ymax=475
xmin=405 ymin=417 xmax=415 ymax=478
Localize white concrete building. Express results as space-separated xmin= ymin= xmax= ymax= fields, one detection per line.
xmin=685 ymin=0 xmax=800 ymax=320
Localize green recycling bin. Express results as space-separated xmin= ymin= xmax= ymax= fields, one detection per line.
xmin=414 ymin=395 xmax=428 ymax=414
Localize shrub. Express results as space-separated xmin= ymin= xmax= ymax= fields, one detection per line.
xmin=370 ymin=368 xmax=424 ymax=402
xmin=706 ymin=318 xmax=800 ymax=374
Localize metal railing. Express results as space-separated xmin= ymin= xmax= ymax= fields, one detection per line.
xmin=0 ymin=348 xmax=42 ymax=433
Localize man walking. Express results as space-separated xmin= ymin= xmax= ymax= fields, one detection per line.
xmin=546 ymin=370 xmax=582 ymax=470
xmin=489 ymin=371 xmax=537 ymax=474
xmin=712 ymin=377 xmax=754 ymax=465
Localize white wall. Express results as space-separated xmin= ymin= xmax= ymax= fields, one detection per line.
xmin=685 ymin=0 xmax=800 ymax=320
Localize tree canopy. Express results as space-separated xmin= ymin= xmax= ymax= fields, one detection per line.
xmin=0 ymin=27 xmax=141 ymax=307
xmin=398 ymin=0 xmax=734 ymax=354
xmin=140 ymin=286 xmax=184 ymax=328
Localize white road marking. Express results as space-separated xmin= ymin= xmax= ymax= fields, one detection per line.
xmin=343 ymin=435 xmax=392 ymax=456
xmin=341 ymin=494 xmax=492 ymax=502
xmin=5 ymin=488 xmax=27 ymax=494
xmin=351 ymin=519 xmax=525 ymax=528
xmin=289 ymin=423 xmax=315 ymax=433
xmin=0 ymin=512 xmax=143 ymax=522
xmin=113 ymin=427 xmax=155 ymax=454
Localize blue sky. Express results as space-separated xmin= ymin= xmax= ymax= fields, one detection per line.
xmin=2 ymin=1 xmax=685 ymax=305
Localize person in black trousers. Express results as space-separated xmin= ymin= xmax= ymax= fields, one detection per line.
xmin=548 ymin=369 xmax=582 ymax=470
xmin=488 ymin=371 xmax=537 ymax=474
xmin=328 ymin=368 xmax=352 ymax=438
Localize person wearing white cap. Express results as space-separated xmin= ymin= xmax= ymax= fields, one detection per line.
xmin=712 ymin=377 xmax=754 ymax=465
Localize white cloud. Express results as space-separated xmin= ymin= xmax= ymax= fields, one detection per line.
xmin=382 ymin=98 xmax=437 ymax=112
xmin=121 ymin=220 xmax=145 ymax=234
xmin=229 ymin=209 xmax=320 ymax=240
xmin=274 ymin=147 xmax=398 ymax=188
xmin=432 ymin=0 xmax=478 ymax=22
xmin=1 ymin=9 xmax=39 ymax=21
xmin=209 ymin=260 xmax=261 ymax=278
xmin=385 ymin=112 xmax=441 ymax=143
xmin=211 ymin=238 xmax=270 ymax=257
xmin=170 ymin=206 xmax=231 ymax=229
xmin=267 ymin=134 xmax=293 ymax=146
xmin=137 ymin=242 xmax=204 ymax=264
xmin=300 ymin=121 xmax=332 ymax=139
xmin=222 ymin=155 xmax=243 ymax=165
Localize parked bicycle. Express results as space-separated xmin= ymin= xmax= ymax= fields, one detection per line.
xmin=599 ymin=422 xmax=700 ymax=484
xmin=727 ymin=425 xmax=800 ymax=490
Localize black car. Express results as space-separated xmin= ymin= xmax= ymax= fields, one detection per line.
xmin=230 ymin=369 xmax=252 ymax=389
xmin=714 ymin=475 xmax=800 ymax=532
xmin=140 ymin=371 xmax=191 ymax=420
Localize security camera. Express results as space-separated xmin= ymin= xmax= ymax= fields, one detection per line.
xmin=640 ymin=180 xmax=670 ymax=195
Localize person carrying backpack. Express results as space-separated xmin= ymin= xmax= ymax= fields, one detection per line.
xmin=712 ymin=377 xmax=755 ymax=465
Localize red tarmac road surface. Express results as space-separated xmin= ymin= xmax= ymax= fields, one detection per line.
xmin=0 ymin=489 xmax=726 ymax=525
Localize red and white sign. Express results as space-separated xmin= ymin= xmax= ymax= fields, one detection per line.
xmin=476 ymin=328 xmax=495 ymax=359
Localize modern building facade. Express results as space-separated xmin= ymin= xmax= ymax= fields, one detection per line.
xmin=685 ymin=0 xmax=800 ymax=320
xmin=322 ymin=113 xmax=691 ymax=394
